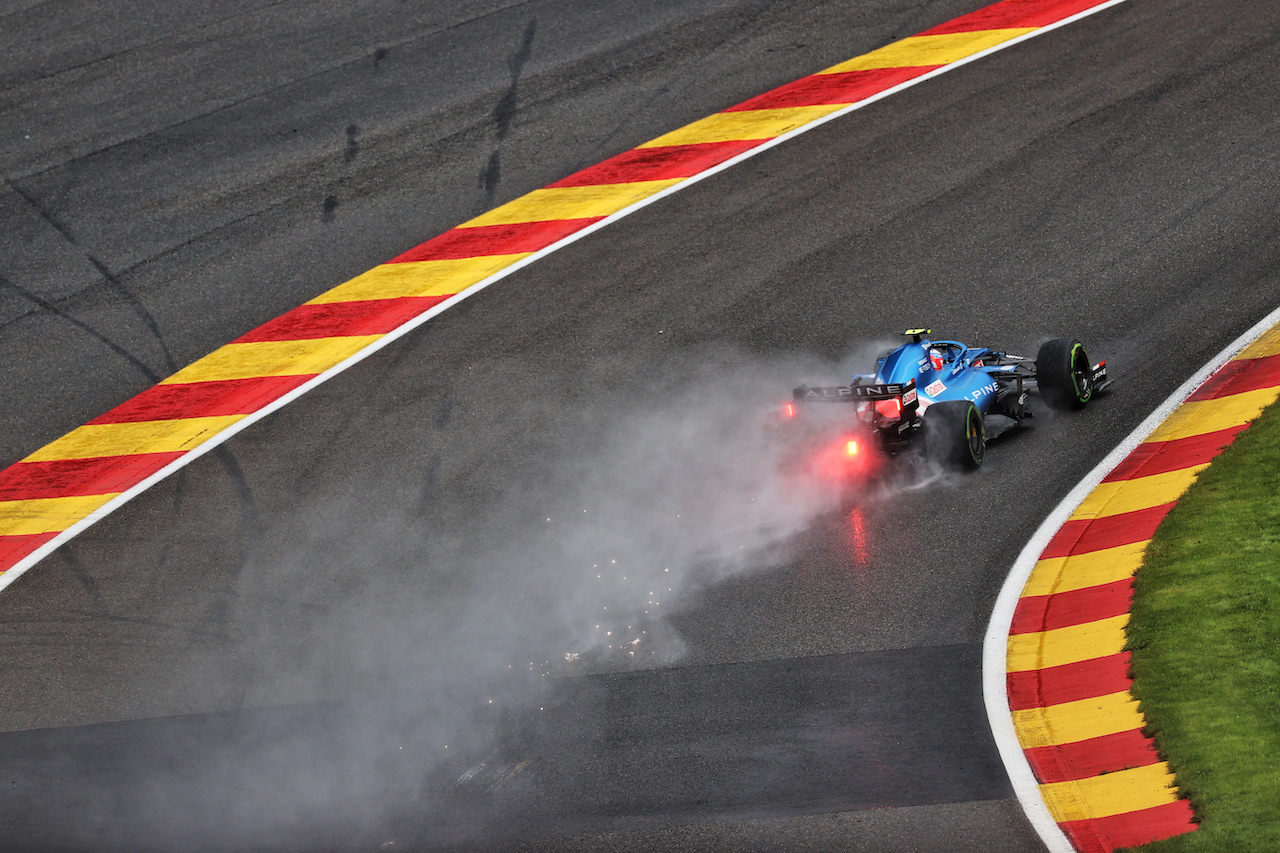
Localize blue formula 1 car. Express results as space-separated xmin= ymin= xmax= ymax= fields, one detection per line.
xmin=780 ymin=329 xmax=1110 ymax=471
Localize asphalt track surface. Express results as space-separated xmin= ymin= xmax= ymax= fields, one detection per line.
xmin=1 ymin=1 xmax=1279 ymax=851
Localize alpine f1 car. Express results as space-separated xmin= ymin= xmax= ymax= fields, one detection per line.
xmin=777 ymin=330 xmax=1111 ymax=472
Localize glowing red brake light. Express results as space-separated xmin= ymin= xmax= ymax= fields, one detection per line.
xmin=784 ymin=403 xmax=795 ymax=418
xmin=874 ymin=398 xmax=902 ymax=419
xmin=846 ymin=440 xmax=859 ymax=456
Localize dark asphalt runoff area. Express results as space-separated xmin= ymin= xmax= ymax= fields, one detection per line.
xmin=2 ymin=0 xmax=1279 ymax=851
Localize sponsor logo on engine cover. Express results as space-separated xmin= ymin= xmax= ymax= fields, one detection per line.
xmin=925 ymin=380 xmax=946 ymax=396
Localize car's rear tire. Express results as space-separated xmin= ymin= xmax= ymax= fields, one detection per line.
xmin=923 ymin=400 xmax=985 ymax=471
xmin=1037 ymin=338 xmax=1093 ymax=410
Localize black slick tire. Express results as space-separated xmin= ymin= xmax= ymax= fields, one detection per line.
xmin=1037 ymin=338 xmax=1094 ymax=410
xmin=923 ymin=400 xmax=985 ymax=471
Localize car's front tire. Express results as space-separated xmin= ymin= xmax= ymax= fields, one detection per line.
xmin=1037 ymin=338 xmax=1093 ymax=410
xmin=923 ymin=400 xmax=985 ymax=471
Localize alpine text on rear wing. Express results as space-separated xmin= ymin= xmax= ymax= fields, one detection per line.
xmin=793 ymin=380 xmax=917 ymax=403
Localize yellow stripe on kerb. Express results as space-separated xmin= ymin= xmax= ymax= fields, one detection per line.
xmin=1069 ymin=465 xmax=1207 ymax=521
xmin=639 ymin=106 xmax=844 ymax=148
xmin=1012 ymin=690 xmax=1144 ymax=749
xmin=1021 ymin=541 xmax=1149 ymax=597
xmin=0 ymin=494 xmax=121 ymax=537
xmin=311 ymin=255 xmax=531 ymax=303
xmin=1148 ymin=388 xmax=1280 ymax=442
xmin=160 ymin=337 xmax=382 ymax=384
xmin=1238 ymin=325 xmax=1280 ymax=359
xmin=819 ymin=29 xmax=1036 ymax=74
xmin=23 ymin=417 xmax=247 ymax=462
xmin=461 ymin=181 xmax=684 ymax=227
xmin=1007 ymin=613 xmax=1129 ymax=673
xmin=1039 ymin=763 xmax=1180 ymax=822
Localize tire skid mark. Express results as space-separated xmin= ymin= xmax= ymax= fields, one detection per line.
xmin=4 ymin=179 xmax=178 ymax=375
xmin=0 ymin=274 xmax=162 ymax=384
xmin=478 ymin=16 xmax=538 ymax=211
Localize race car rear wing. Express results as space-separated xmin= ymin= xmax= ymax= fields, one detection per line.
xmin=793 ymin=379 xmax=917 ymax=403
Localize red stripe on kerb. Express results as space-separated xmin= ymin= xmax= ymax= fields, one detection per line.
xmin=390 ymin=218 xmax=602 ymax=262
xmin=921 ymin=0 xmax=1111 ymax=34
xmin=725 ymin=67 xmax=940 ymax=111
xmin=1011 ymin=579 xmax=1132 ymax=634
xmin=0 ymin=533 xmax=59 ymax=568
xmin=1007 ymin=652 xmax=1130 ymax=711
xmin=89 ymin=376 xmax=314 ymax=424
xmin=236 ymin=297 xmax=449 ymax=342
xmin=1041 ymin=503 xmax=1173 ymax=559
xmin=0 ymin=454 xmax=186 ymax=501
xmin=1024 ymin=728 xmax=1159 ymax=784
xmin=1188 ymin=351 xmax=1280 ymax=401
xmin=1060 ymin=800 xmax=1197 ymax=853
xmin=547 ymin=141 xmax=764 ymax=187
xmin=1104 ymin=426 xmax=1245 ymax=482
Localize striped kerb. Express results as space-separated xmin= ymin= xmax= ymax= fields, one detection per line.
xmin=1007 ymin=326 xmax=1280 ymax=852
xmin=0 ymin=0 xmax=1126 ymax=575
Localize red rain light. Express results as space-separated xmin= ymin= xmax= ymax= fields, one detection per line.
xmin=874 ymin=398 xmax=901 ymax=419
xmin=785 ymin=403 xmax=796 ymax=418
xmin=846 ymin=440 xmax=859 ymax=456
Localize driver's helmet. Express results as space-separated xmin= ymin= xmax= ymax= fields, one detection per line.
xmin=928 ymin=348 xmax=945 ymax=371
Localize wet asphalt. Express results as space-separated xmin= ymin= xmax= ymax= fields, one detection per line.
xmin=1 ymin=0 xmax=1279 ymax=850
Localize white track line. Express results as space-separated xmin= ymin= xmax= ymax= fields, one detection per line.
xmin=982 ymin=302 xmax=1280 ymax=852
xmin=2 ymin=0 xmax=1134 ymax=594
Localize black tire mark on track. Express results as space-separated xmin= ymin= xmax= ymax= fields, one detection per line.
xmin=55 ymin=550 xmax=106 ymax=611
xmin=5 ymin=180 xmax=178 ymax=374
xmin=324 ymin=124 xmax=362 ymax=221
xmin=478 ymin=17 xmax=537 ymax=211
xmin=0 ymin=273 xmax=161 ymax=385
xmin=213 ymin=446 xmax=262 ymax=549
xmin=149 ymin=467 xmax=190 ymax=582
xmin=344 ymin=124 xmax=360 ymax=163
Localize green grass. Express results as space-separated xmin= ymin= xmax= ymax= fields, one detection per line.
xmin=1124 ymin=397 xmax=1280 ymax=852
